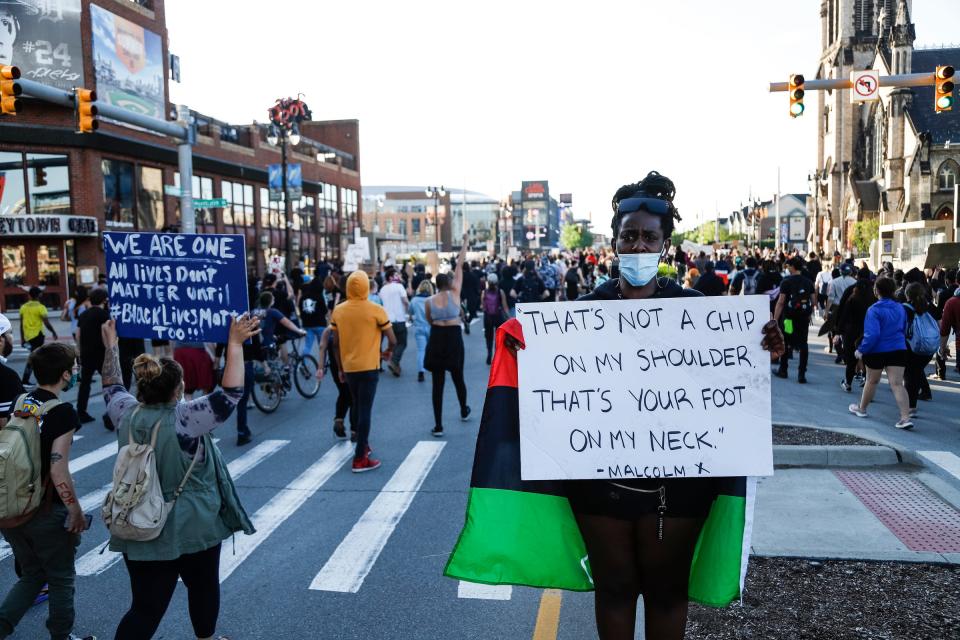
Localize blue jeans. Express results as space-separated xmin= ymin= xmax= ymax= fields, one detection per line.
xmin=414 ymin=328 xmax=430 ymax=373
xmin=236 ymin=361 xmax=255 ymax=437
xmin=301 ymin=326 xmax=326 ymax=358
xmin=345 ymin=370 xmax=379 ymax=459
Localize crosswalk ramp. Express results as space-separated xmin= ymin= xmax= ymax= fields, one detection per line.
xmin=0 ymin=432 xmax=509 ymax=599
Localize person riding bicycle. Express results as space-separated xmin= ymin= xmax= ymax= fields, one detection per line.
xmin=253 ymin=291 xmax=305 ymax=372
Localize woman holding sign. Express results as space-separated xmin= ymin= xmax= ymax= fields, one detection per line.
xmin=565 ymin=172 xmax=784 ymax=639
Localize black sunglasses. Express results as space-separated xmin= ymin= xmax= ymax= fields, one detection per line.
xmin=617 ymin=197 xmax=672 ymax=216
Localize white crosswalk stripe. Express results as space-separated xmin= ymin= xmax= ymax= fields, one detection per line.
xmin=310 ymin=441 xmax=445 ymax=593
xmin=75 ymin=439 xmax=289 ymax=577
xmin=457 ymin=582 xmax=513 ymax=600
xmin=219 ymin=441 xmax=353 ymax=582
xmin=69 ymin=443 xmax=118 ymax=475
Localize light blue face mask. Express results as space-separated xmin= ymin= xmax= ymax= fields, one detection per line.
xmin=619 ymin=250 xmax=663 ymax=287
xmin=63 ymin=372 xmax=79 ymax=392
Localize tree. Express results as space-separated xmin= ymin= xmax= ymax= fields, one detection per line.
xmin=561 ymin=223 xmax=593 ymax=249
xmin=851 ymin=218 xmax=879 ymax=255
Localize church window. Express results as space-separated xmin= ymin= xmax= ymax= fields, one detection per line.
xmin=855 ymin=0 xmax=874 ymax=33
xmin=937 ymin=161 xmax=958 ymax=191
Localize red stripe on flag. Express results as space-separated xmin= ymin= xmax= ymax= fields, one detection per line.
xmin=487 ymin=318 xmax=526 ymax=390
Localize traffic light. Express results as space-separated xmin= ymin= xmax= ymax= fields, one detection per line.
xmin=74 ymin=88 xmax=98 ymax=133
xmin=34 ymin=166 xmax=47 ymax=187
xmin=789 ymin=74 xmax=805 ymax=118
xmin=935 ymin=65 xmax=954 ymax=113
xmin=0 ymin=66 xmax=21 ymax=116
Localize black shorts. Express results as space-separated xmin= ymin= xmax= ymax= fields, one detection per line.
xmin=863 ymin=350 xmax=908 ymax=369
xmin=566 ymin=477 xmax=723 ymax=519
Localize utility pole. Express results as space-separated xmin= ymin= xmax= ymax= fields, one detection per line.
xmin=775 ymin=167 xmax=781 ymax=251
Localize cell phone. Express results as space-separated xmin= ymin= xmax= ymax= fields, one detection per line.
xmin=64 ymin=513 xmax=93 ymax=531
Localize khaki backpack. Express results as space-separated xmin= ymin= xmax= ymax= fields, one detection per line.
xmin=0 ymin=395 xmax=63 ymax=528
xmin=102 ymin=409 xmax=201 ymax=541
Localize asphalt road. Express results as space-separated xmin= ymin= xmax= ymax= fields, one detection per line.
xmin=2 ymin=313 xmax=957 ymax=639
xmin=3 ymin=321 xmax=602 ymax=639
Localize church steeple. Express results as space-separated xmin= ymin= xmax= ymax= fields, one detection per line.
xmin=889 ymin=0 xmax=915 ymax=74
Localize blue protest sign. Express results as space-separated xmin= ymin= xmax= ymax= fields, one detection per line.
xmin=103 ymin=232 xmax=249 ymax=343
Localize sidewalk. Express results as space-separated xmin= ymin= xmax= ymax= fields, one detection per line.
xmin=754 ymin=464 xmax=960 ymax=564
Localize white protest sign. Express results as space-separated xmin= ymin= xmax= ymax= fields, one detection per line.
xmin=344 ymin=243 xmax=366 ymax=272
xmin=268 ymin=255 xmax=285 ymax=276
xmin=516 ymin=296 xmax=773 ymax=481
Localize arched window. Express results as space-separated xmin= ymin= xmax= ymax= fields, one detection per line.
xmin=938 ymin=161 xmax=959 ymax=191
xmin=935 ymin=205 xmax=953 ymax=220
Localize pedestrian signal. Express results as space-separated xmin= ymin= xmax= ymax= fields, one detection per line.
xmin=0 ymin=66 xmax=22 ymax=116
xmin=789 ymin=74 xmax=805 ymax=118
xmin=75 ymin=88 xmax=98 ymax=133
xmin=935 ymin=65 xmax=954 ymax=113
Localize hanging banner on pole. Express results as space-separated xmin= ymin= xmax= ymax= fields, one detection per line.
xmin=103 ymin=232 xmax=249 ymax=343
xmin=516 ymin=296 xmax=773 ymax=481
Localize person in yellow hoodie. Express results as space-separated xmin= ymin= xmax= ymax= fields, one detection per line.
xmin=330 ymin=271 xmax=397 ymax=472
xmin=19 ymin=286 xmax=58 ymax=386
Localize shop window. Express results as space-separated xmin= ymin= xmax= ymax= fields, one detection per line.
xmin=102 ymin=159 xmax=135 ymax=228
xmin=223 ymin=180 xmax=254 ymax=227
xmin=3 ymin=245 xmax=25 ymax=287
xmin=174 ymin=172 xmax=213 ymax=226
xmin=137 ymin=166 xmax=164 ymax=230
xmin=1 ymin=152 xmax=72 ymax=216
xmin=26 ymin=154 xmax=70 ymax=216
xmin=0 ymin=151 xmax=26 ymax=216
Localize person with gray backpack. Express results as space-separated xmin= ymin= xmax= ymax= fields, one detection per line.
xmin=0 ymin=342 xmax=97 ymax=640
xmin=98 ymin=315 xmax=259 ymax=640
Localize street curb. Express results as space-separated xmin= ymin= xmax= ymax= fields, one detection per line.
xmin=773 ymin=444 xmax=899 ymax=467
xmin=750 ymin=551 xmax=960 ymax=566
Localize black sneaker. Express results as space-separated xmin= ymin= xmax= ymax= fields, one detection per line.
xmin=417 ymin=372 xmax=425 ymax=383
xmin=431 ymin=426 xmax=444 ymax=438
xmin=797 ymin=374 xmax=807 ymax=384
xmin=103 ymin=414 xmax=115 ymax=432
xmin=773 ymin=370 xmax=788 ymax=379
xmin=461 ymin=406 xmax=472 ymax=422
xmin=350 ymin=430 xmax=357 ymax=443
xmin=333 ymin=419 xmax=347 ymax=440
xmin=841 ymin=380 xmax=851 ymax=392
xmin=237 ymin=433 xmax=253 ymax=446
xmin=78 ymin=412 xmax=95 ymax=424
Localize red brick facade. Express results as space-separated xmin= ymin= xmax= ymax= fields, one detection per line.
xmin=0 ymin=0 xmax=361 ymax=312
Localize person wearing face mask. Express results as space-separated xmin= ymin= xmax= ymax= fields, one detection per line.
xmin=0 ymin=342 xmax=99 ymax=640
xmin=564 ymin=172 xmax=785 ymax=640
xmin=100 ymin=316 xmax=259 ymax=640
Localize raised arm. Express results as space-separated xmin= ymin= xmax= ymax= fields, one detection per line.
xmin=176 ymin=314 xmax=259 ymax=439
xmin=451 ymin=233 xmax=468 ymax=294
xmin=100 ymin=319 xmax=137 ymax=425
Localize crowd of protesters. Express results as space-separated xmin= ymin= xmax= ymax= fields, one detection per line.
xmin=0 ymin=227 xmax=957 ymax=639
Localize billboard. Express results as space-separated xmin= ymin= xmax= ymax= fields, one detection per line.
xmin=90 ymin=4 xmax=165 ymax=119
xmin=0 ymin=0 xmax=83 ymax=90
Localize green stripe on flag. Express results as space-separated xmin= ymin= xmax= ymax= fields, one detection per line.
xmin=445 ymin=487 xmax=594 ymax=591
xmin=688 ymin=495 xmax=747 ymax=607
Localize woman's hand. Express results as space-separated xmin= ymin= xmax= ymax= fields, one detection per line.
xmin=101 ymin=319 xmax=118 ymax=348
xmin=229 ymin=313 xmax=261 ymax=344
xmin=503 ymin=333 xmax=524 ymax=354
xmin=760 ymin=320 xmax=785 ymax=361
xmin=315 ymin=365 xmax=325 ymax=381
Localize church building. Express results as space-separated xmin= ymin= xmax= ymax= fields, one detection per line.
xmin=814 ymin=0 xmax=959 ymax=268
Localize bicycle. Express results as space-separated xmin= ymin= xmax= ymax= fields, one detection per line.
xmin=251 ymin=336 xmax=321 ymax=413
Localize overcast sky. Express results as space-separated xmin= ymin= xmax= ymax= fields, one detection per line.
xmin=167 ymin=0 xmax=959 ymax=232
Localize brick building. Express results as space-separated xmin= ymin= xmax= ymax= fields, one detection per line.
xmin=0 ymin=0 xmax=361 ymax=312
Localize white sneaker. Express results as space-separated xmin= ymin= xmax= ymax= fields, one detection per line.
xmin=895 ymin=418 xmax=914 ymax=430
xmin=848 ymin=404 xmax=867 ymax=418
xmin=908 ymin=408 xmax=918 ymax=418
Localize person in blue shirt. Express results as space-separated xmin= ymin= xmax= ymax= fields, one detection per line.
xmin=253 ymin=291 xmax=305 ymax=355
xmin=849 ymin=275 xmax=912 ymax=429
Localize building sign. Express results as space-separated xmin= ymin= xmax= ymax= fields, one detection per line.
xmin=0 ymin=214 xmax=97 ymax=237
xmin=789 ymin=216 xmax=806 ymax=242
xmin=0 ymin=0 xmax=83 ymax=90
xmin=522 ymin=181 xmax=548 ymax=200
xmin=516 ymin=296 xmax=773 ymax=480
xmin=103 ymin=232 xmax=249 ymax=343
xmin=850 ymin=70 xmax=880 ymax=103
xmin=90 ymin=5 xmax=165 ymax=120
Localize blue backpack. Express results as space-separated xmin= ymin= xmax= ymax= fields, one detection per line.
xmin=904 ymin=304 xmax=940 ymax=356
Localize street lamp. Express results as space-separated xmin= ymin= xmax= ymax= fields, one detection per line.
xmin=498 ymin=200 xmax=513 ymax=257
xmin=266 ymin=120 xmax=302 ymax=264
xmin=425 ymin=186 xmax=445 ymax=251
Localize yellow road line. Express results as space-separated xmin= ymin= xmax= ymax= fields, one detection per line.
xmin=532 ymin=589 xmax=563 ymax=640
